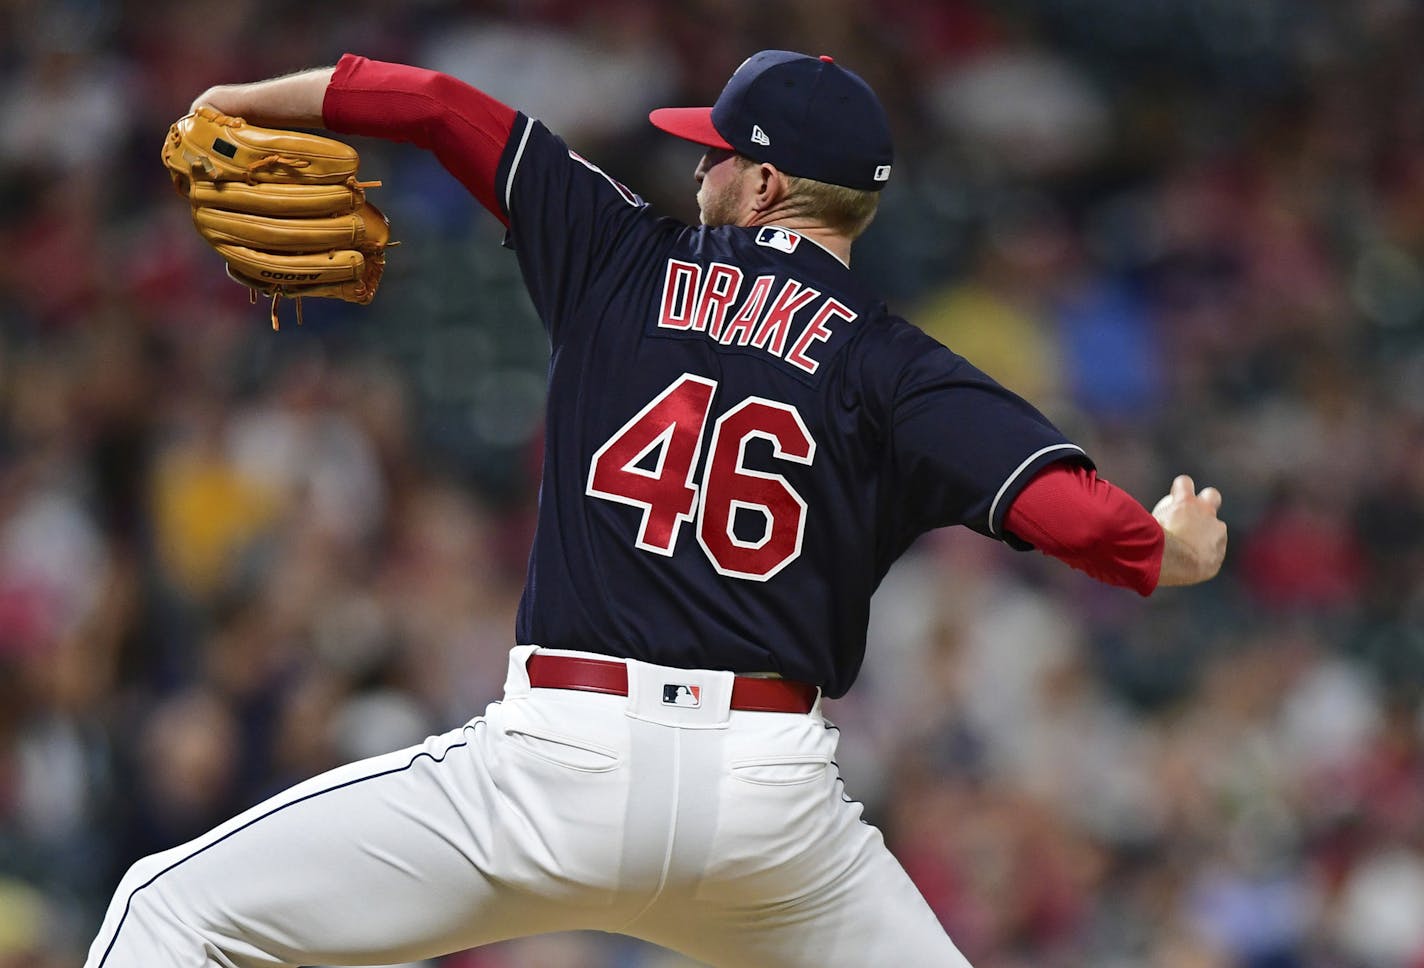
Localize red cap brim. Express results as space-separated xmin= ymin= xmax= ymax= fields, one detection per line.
xmin=648 ymin=107 xmax=733 ymax=150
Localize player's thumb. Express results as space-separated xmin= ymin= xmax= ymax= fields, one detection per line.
xmin=1171 ymin=475 xmax=1196 ymax=502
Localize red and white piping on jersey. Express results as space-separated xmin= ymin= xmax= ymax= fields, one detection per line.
xmin=504 ymin=116 xmax=535 ymax=217
xmin=988 ymin=443 xmax=1087 ymax=531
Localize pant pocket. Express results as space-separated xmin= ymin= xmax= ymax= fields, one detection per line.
xmin=502 ymin=725 xmax=623 ymax=773
xmin=729 ymin=753 xmax=831 ymax=786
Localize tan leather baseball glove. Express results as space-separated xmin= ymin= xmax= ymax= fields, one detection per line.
xmin=161 ymin=106 xmax=390 ymax=328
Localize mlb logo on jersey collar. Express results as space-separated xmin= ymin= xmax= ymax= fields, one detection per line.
xmin=662 ymin=684 xmax=702 ymax=707
xmin=756 ymin=225 xmax=801 ymax=253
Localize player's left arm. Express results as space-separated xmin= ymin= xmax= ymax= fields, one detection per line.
xmin=191 ymin=56 xmax=517 ymax=224
xmin=1004 ymin=464 xmax=1227 ymax=595
xmin=191 ymin=67 xmax=334 ymax=127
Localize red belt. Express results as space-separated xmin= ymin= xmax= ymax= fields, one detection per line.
xmin=526 ymin=654 xmax=818 ymax=714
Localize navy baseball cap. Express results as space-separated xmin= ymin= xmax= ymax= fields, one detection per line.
xmin=650 ymin=50 xmax=894 ymax=191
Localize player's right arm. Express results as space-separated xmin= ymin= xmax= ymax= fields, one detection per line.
xmin=191 ymin=56 xmax=517 ymax=224
xmin=1003 ymin=465 xmax=1226 ymax=592
xmin=870 ymin=321 xmax=1227 ymax=595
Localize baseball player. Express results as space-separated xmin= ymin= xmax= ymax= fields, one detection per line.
xmin=89 ymin=50 xmax=1226 ymax=967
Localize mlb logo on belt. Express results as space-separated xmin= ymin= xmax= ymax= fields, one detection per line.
xmin=755 ymin=225 xmax=800 ymax=253
xmin=662 ymin=684 xmax=702 ymax=707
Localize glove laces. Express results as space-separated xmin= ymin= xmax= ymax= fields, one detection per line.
xmin=252 ymin=288 xmax=304 ymax=330
xmin=246 ymin=154 xmax=311 ymax=183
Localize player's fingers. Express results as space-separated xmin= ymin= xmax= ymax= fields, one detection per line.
xmin=1199 ymin=486 xmax=1223 ymax=510
xmin=1171 ymin=475 xmax=1195 ymax=501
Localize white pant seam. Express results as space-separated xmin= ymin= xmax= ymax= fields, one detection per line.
xmin=618 ymin=726 xmax=681 ymax=930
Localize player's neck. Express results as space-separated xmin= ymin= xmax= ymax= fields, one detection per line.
xmin=742 ymin=211 xmax=852 ymax=266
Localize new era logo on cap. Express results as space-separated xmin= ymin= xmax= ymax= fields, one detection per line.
xmin=662 ymin=684 xmax=702 ymax=707
xmin=874 ymin=164 xmax=891 ymax=182
xmin=750 ymin=124 xmax=771 ymax=146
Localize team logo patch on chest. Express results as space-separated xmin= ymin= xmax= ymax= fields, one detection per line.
xmin=662 ymin=684 xmax=702 ymax=707
xmin=756 ymin=226 xmax=801 ymax=253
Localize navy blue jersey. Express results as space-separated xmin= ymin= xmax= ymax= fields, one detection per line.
xmin=496 ymin=116 xmax=1089 ymax=698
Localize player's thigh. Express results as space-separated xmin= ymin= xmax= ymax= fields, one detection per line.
xmin=88 ymin=718 xmax=564 ymax=968
xmin=654 ymin=831 xmax=969 ymax=968
xmin=649 ymin=723 xmax=970 ymax=968
xmin=755 ymin=829 xmax=972 ymax=968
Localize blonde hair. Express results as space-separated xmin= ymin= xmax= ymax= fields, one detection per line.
xmin=735 ymin=155 xmax=881 ymax=239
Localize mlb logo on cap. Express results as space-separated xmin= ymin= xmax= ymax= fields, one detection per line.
xmin=662 ymin=684 xmax=702 ymax=707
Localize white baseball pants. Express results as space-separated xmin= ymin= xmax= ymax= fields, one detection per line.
xmin=87 ymin=646 xmax=969 ymax=967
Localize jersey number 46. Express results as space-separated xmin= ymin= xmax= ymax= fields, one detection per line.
xmin=587 ymin=373 xmax=815 ymax=582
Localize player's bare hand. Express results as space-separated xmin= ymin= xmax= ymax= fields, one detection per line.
xmin=1153 ymin=475 xmax=1227 ymax=587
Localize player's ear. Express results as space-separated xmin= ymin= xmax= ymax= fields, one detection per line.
xmin=752 ymin=162 xmax=786 ymax=211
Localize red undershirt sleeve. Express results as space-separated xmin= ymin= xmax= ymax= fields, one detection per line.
xmin=322 ymin=53 xmax=516 ymax=225
xmin=1004 ymin=463 xmax=1165 ymax=596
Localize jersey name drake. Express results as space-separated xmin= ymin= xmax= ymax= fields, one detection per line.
xmin=656 ymin=258 xmax=858 ymax=375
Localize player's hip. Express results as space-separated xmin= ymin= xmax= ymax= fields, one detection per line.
xmin=492 ymin=645 xmax=834 ymax=762
xmin=483 ymin=649 xmax=877 ymax=949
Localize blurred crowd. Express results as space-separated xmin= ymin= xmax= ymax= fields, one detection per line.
xmin=1 ymin=0 xmax=1423 ymax=965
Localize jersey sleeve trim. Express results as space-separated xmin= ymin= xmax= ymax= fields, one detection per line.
xmin=502 ymin=115 xmax=536 ymax=219
xmin=988 ymin=443 xmax=1089 ymax=541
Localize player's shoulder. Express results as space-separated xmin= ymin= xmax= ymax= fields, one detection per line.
xmin=837 ymin=309 xmax=1008 ymax=427
xmin=507 ymin=115 xmax=655 ymax=215
xmin=845 ymin=308 xmax=957 ymax=381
